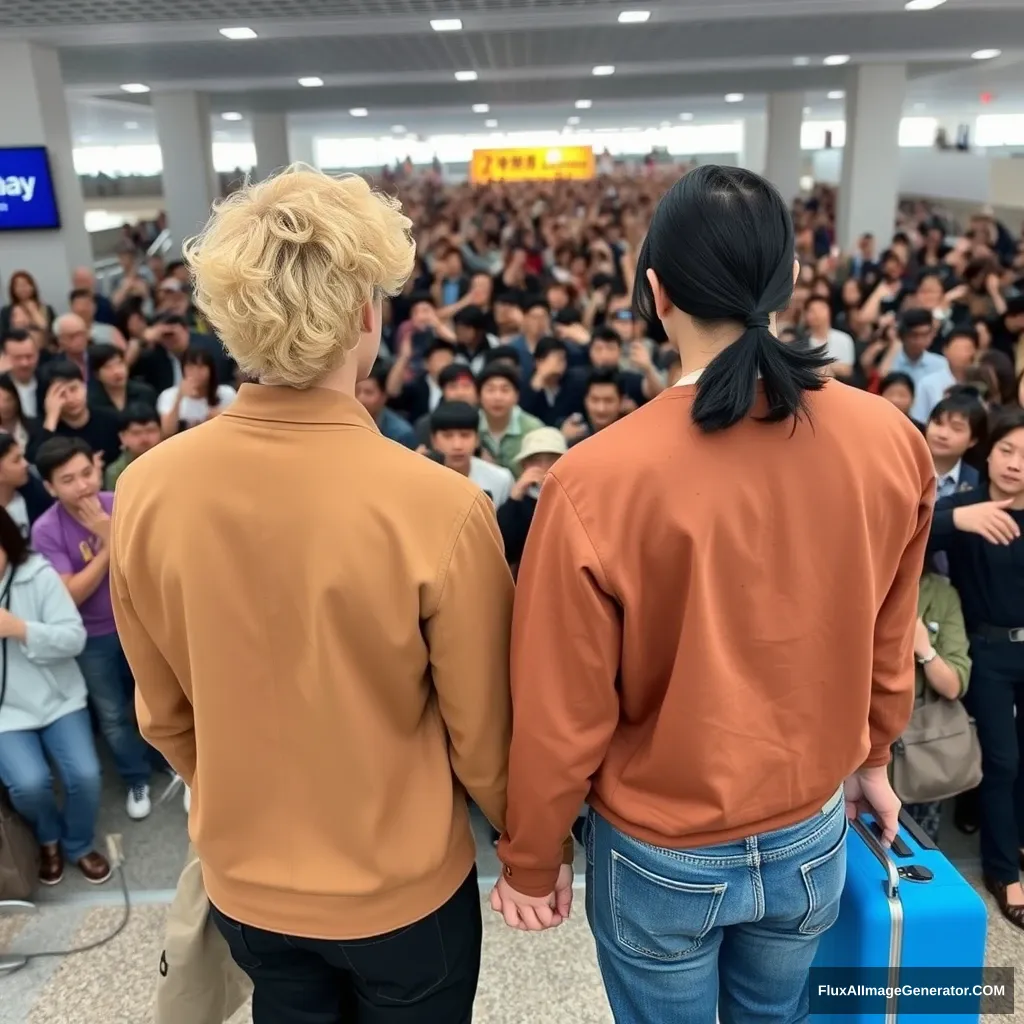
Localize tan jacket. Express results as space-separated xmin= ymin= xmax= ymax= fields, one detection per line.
xmin=111 ymin=385 xmax=514 ymax=939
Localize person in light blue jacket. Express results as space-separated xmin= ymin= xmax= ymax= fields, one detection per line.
xmin=0 ymin=506 xmax=110 ymax=886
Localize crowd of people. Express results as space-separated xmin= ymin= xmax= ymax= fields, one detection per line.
xmin=0 ymin=163 xmax=1022 ymax=1019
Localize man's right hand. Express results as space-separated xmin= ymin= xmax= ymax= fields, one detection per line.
xmin=844 ymin=766 xmax=901 ymax=848
xmin=953 ymin=499 xmax=1020 ymax=545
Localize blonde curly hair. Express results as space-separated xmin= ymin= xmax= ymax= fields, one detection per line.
xmin=184 ymin=164 xmax=414 ymax=388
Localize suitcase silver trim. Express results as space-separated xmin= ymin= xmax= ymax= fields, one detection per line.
xmin=851 ymin=818 xmax=904 ymax=1024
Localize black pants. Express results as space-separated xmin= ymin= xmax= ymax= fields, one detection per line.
xmin=963 ymin=637 xmax=1024 ymax=883
xmin=211 ymin=867 xmax=482 ymax=1024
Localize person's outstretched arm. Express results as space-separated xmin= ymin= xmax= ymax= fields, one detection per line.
xmin=426 ymin=491 xmax=515 ymax=834
xmin=498 ymin=473 xmax=621 ymax=897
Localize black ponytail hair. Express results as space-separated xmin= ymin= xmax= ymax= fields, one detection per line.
xmin=633 ymin=165 xmax=831 ymax=433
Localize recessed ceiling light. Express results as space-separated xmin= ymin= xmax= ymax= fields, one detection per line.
xmin=679 ymin=112 xmax=694 ymax=121
xmin=904 ymin=0 xmax=946 ymax=8
xmin=485 ymin=118 xmax=498 ymax=128
xmin=298 ymin=76 xmax=324 ymax=87
xmin=221 ymin=111 xmax=243 ymax=121
xmin=793 ymin=56 xmax=811 ymax=66
xmin=827 ymin=90 xmax=845 ymax=100
xmin=575 ymin=99 xmax=593 ymax=109
xmin=824 ymin=54 xmax=850 ymax=65
xmin=592 ymin=65 xmax=616 ymax=76
xmin=391 ymin=125 xmax=406 ymax=133
xmin=617 ymin=10 xmax=650 ymax=23
xmin=568 ymin=115 xmax=581 ymax=125
xmin=430 ymin=18 xmax=463 ymax=31
xmin=219 ymin=26 xmax=257 ymax=39
xmin=120 ymin=83 xmax=149 ymax=93
xmin=349 ymin=108 xmax=368 ymax=117
xmin=971 ymin=48 xmax=1001 ymax=60
xmin=124 ymin=121 xmax=139 ymax=129
xmin=725 ymin=92 xmax=744 ymax=103
xmin=455 ymin=70 xmax=478 ymax=82
xmin=472 ymin=103 xmax=489 ymax=113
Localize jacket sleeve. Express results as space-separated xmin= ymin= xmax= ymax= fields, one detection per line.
xmin=928 ymin=494 xmax=961 ymax=552
xmin=932 ymin=582 xmax=972 ymax=697
xmin=865 ymin=475 xmax=935 ymax=768
xmin=109 ymin=499 xmax=197 ymax=783
xmin=497 ymin=473 xmax=621 ymax=897
xmin=21 ymin=565 xmax=87 ymax=664
xmin=425 ymin=491 xmax=515 ymax=834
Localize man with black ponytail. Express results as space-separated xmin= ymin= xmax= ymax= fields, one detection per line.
xmin=492 ymin=166 xmax=936 ymax=1023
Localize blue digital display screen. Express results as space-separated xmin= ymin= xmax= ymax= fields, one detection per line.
xmin=0 ymin=147 xmax=61 ymax=231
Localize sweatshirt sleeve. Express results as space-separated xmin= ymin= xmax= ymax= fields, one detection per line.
xmin=109 ymin=502 xmax=197 ymax=784
xmin=864 ymin=475 xmax=935 ymax=768
xmin=21 ymin=565 xmax=87 ymax=663
xmin=497 ymin=473 xmax=621 ymax=897
xmin=425 ymin=491 xmax=515 ymax=834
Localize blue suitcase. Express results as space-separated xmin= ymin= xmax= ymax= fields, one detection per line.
xmin=811 ymin=811 xmax=987 ymax=1023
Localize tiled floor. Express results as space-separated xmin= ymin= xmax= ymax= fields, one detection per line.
xmin=2 ymin=771 xmax=1022 ymax=1023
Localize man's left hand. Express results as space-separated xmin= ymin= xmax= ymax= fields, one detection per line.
xmin=489 ymin=864 xmax=573 ymax=932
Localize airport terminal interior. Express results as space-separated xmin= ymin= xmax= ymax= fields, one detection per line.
xmin=2 ymin=0 xmax=1024 ymax=1021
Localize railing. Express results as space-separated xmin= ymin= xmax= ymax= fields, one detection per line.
xmin=93 ymin=228 xmax=174 ymax=297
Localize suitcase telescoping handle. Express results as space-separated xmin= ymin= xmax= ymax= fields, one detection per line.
xmin=850 ymin=816 xmax=900 ymax=900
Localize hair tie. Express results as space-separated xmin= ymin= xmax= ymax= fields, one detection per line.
xmin=745 ymin=313 xmax=770 ymax=330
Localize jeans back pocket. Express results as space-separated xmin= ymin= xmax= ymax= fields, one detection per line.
xmin=798 ymin=815 xmax=848 ymax=936
xmin=610 ymin=849 xmax=726 ymax=962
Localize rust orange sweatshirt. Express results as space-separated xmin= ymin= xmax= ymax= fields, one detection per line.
xmin=498 ymin=380 xmax=934 ymax=897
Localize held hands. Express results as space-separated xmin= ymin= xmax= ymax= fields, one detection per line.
xmin=490 ymin=864 xmax=573 ymax=932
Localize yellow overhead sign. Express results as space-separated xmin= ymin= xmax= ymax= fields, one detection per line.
xmin=469 ymin=145 xmax=595 ymax=183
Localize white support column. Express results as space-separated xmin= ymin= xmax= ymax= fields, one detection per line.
xmin=152 ymin=91 xmax=218 ymax=253
xmin=252 ymin=112 xmax=291 ymax=182
xmin=836 ymin=64 xmax=906 ymax=253
xmin=288 ymin=131 xmax=317 ymax=170
xmin=738 ymin=115 xmax=767 ymax=176
xmin=763 ymin=92 xmax=805 ymax=204
xmin=0 ymin=42 xmax=90 ymax=313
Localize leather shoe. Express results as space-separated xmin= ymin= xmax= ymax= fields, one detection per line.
xmin=39 ymin=843 xmax=64 ymax=886
xmin=76 ymin=851 xmax=112 ymax=885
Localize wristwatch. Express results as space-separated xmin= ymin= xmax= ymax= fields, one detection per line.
xmin=916 ymin=647 xmax=938 ymax=665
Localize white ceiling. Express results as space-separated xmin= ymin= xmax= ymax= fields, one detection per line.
xmin=3 ymin=0 xmax=1018 ymax=146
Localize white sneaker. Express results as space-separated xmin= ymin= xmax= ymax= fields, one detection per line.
xmin=183 ymin=786 xmax=191 ymax=814
xmin=126 ymin=783 xmax=152 ymax=821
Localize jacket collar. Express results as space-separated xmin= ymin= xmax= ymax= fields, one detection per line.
xmin=223 ymin=383 xmax=380 ymax=431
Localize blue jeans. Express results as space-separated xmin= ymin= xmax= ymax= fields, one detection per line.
xmin=586 ymin=792 xmax=848 ymax=1024
xmin=0 ymin=709 xmax=102 ymax=861
xmin=76 ymin=631 xmax=152 ymax=787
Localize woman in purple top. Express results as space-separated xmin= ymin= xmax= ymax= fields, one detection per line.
xmin=31 ymin=436 xmax=154 ymax=821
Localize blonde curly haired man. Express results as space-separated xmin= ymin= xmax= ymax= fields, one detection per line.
xmin=111 ymin=166 xmax=514 ymax=1024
